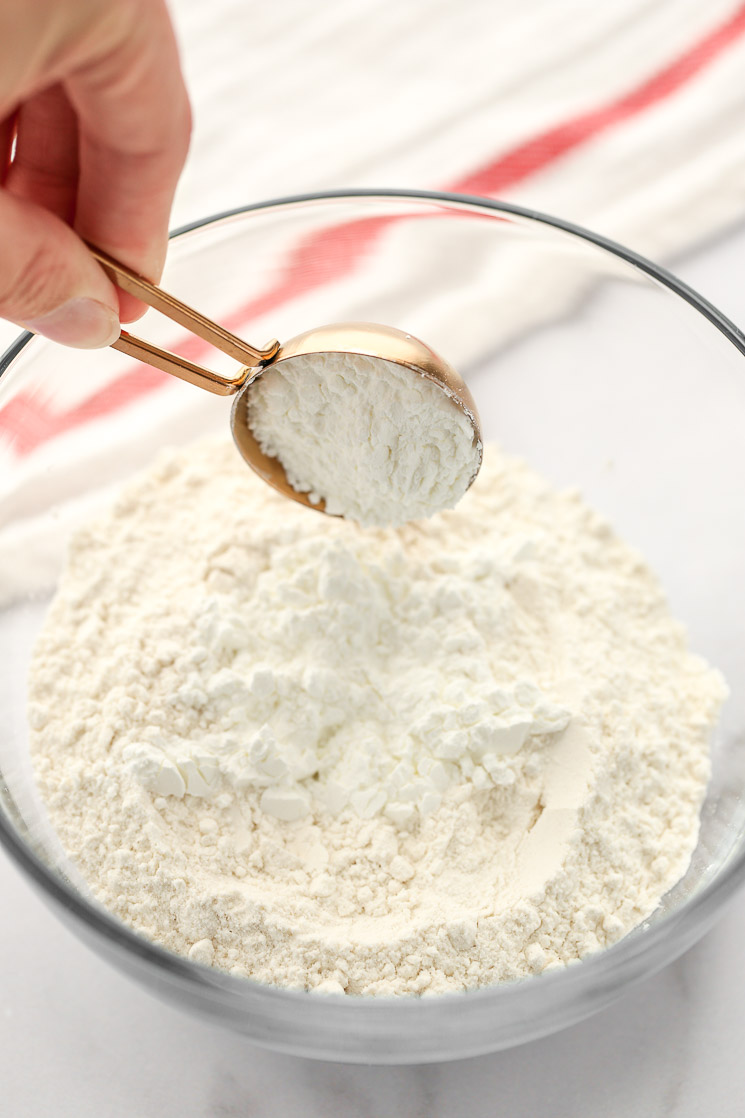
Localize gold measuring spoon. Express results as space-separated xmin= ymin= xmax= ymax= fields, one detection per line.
xmin=89 ymin=246 xmax=483 ymax=514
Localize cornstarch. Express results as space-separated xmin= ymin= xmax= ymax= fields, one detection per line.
xmin=28 ymin=438 xmax=726 ymax=995
xmin=247 ymin=351 xmax=482 ymax=526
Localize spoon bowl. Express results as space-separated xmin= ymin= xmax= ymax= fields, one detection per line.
xmin=231 ymin=321 xmax=483 ymax=512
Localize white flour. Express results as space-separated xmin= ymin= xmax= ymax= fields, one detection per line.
xmin=28 ymin=438 xmax=726 ymax=994
xmin=247 ymin=351 xmax=482 ymax=526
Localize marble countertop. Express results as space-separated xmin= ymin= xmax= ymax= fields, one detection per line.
xmin=2 ymin=224 xmax=745 ymax=1116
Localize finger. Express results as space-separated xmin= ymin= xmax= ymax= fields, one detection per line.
xmin=65 ymin=0 xmax=191 ymax=322
xmin=5 ymin=84 xmax=78 ymax=223
xmin=0 ymin=110 xmax=18 ymax=186
xmin=0 ymin=186 xmax=119 ymax=347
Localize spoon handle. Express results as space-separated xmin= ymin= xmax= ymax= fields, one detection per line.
xmin=87 ymin=244 xmax=279 ymax=395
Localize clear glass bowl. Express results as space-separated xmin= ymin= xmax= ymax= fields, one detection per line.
xmin=1 ymin=191 xmax=744 ymax=1065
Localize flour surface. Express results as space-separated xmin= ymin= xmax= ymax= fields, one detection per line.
xmin=28 ymin=439 xmax=726 ymax=995
xmin=247 ymin=351 xmax=481 ymax=526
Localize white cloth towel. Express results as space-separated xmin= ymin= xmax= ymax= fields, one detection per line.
xmin=2 ymin=0 xmax=745 ymax=519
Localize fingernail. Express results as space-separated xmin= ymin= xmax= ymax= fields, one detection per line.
xmin=25 ymin=298 xmax=120 ymax=349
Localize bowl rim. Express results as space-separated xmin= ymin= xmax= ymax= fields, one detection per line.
xmin=1 ymin=187 xmax=744 ymax=1018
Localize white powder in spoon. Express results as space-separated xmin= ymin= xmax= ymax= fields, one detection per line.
xmin=247 ymin=350 xmax=482 ymax=526
xmin=28 ymin=438 xmax=727 ymax=995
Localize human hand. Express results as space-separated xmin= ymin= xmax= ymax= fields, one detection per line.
xmin=0 ymin=0 xmax=191 ymax=347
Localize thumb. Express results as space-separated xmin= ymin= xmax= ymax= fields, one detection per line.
xmin=0 ymin=187 xmax=120 ymax=347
